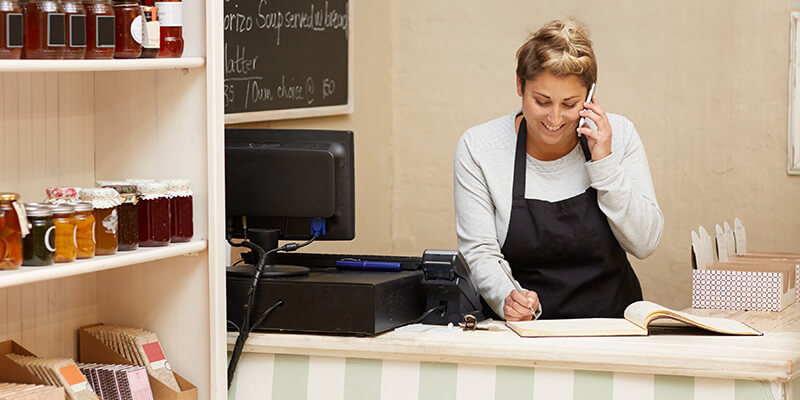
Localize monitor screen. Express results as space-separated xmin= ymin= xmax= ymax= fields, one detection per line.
xmin=225 ymin=128 xmax=355 ymax=241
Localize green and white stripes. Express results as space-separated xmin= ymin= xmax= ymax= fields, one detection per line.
xmin=228 ymin=353 xmax=788 ymax=400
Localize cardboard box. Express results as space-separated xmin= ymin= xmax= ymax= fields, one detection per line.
xmin=78 ymin=325 xmax=197 ymax=400
xmin=0 ymin=340 xmax=69 ymax=400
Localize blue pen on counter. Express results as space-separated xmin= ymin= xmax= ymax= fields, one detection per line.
xmin=336 ymin=259 xmax=402 ymax=272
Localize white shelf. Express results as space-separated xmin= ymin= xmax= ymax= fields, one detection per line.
xmin=0 ymin=239 xmax=207 ymax=289
xmin=0 ymin=57 xmax=205 ymax=72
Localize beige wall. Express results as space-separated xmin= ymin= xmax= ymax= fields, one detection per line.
xmin=230 ymin=0 xmax=800 ymax=309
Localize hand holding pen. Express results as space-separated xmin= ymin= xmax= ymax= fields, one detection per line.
xmin=499 ymin=260 xmax=541 ymax=321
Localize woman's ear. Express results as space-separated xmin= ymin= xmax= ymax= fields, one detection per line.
xmin=516 ymin=77 xmax=524 ymax=97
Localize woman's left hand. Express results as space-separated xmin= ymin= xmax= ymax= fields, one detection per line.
xmin=576 ymin=97 xmax=613 ymax=162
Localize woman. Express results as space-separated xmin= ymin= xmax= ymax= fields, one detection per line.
xmin=454 ymin=19 xmax=663 ymax=321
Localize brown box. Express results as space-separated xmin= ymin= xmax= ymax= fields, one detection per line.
xmin=78 ymin=325 xmax=197 ymax=400
xmin=0 ymin=340 xmax=69 ymax=400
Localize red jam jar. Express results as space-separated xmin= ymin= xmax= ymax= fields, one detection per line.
xmin=62 ymin=0 xmax=86 ymax=58
xmin=112 ymin=0 xmax=141 ymax=58
xmin=153 ymin=0 xmax=180 ymax=57
xmin=164 ymin=179 xmax=192 ymax=243
xmin=132 ymin=181 xmax=170 ymax=247
xmin=0 ymin=0 xmax=23 ymax=59
xmin=83 ymin=0 xmax=114 ymax=58
xmin=22 ymin=0 xmax=66 ymax=59
xmin=0 ymin=193 xmax=27 ymax=270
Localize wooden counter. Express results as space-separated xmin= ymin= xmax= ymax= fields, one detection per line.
xmin=228 ymin=304 xmax=800 ymax=400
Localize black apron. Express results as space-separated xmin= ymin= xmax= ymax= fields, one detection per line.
xmin=499 ymin=117 xmax=642 ymax=319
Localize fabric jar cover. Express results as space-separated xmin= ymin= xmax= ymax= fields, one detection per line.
xmin=45 ymin=187 xmax=80 ymax=204
xmin=162 ymin=179 xmax=192 ymax=198
xmin=99 ymin=183 xmax=139 ymax=205
xmin=79 ymin=188 xmax=122 ymax=209
xmin=132 ymin=182 xmax=169 ymax=201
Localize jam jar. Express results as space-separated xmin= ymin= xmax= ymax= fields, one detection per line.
xmin=73 ymin=201 xmax=95 ymax=258
xmin=132 ymin=181 xmax=169 ymax=247
xmin=22 ymin=0 xmax=66 ymax=59
xmin=139 ymin=4 xmax=157 ymax=57
xmin=51 ymin=203 xmax=77 ymax=263
xmin=153 ymin=0 xmax=180 ymax=57
xmin=0 ymin=0 xmax=23 ymax=59
xmin=164 ymin=179 xmax=192 ymax=242
xmin=62 ymin=0 xmax=86 ymax=58
xmin=45 ymin=186 xmax=79 ymax=204
xmin=83 ymin=0 xmax=114 ymax=58
xmin=79 ymin=188 xmax=120 ymax=255
xmin=100 ymin=183 xmax=138 ymax=251
xmin=0 ymin=193 xmax=27 ymax=270
xmin=112 ymin=0 xmax=141 ymax=58
xmin=22 ymin=203 xmax=56 ymax=266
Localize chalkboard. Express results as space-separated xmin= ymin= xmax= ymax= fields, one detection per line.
xmin=223 ymin=0 xmax=352 ymax=123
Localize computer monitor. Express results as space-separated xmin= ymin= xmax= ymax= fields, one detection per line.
xmin=225 ymin=128 xmax=355 ymax=275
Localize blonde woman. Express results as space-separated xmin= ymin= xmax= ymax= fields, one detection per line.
xmin=454 ymin=19 xmax=663 ymax=321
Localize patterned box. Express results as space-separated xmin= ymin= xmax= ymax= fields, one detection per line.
xmin=692 ymin=269 xmax=792 ymax=312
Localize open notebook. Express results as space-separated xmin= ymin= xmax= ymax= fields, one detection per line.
xmin=505 ymin=301 xmax=762 ymax=337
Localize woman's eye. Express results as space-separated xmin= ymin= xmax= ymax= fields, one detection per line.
xmin=536 ymin=100 xmax=549 ymax=106
xmin=565 ymin=103 xmax=577 ymax=108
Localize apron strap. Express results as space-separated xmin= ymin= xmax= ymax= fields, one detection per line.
xmin=512 ymin=118 xmax=528 ymax=202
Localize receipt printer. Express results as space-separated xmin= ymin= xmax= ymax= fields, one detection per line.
xmin=420 ymin=250 xmax=484 ymax=325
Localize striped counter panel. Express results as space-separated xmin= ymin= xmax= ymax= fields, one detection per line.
xmin=228 ymin=353 xmax=797 ymax=400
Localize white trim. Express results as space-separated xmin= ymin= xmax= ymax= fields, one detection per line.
xmin=788 ymin=12 xmax=800 ymax=174
xmin=0 ymin=57 xmax=205 ymax=72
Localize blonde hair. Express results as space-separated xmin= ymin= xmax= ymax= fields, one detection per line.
xmin=516 ymin=19 xmax=597 ymax=90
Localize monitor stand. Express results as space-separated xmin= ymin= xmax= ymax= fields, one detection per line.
xmin=227 ymin=228 xmax=310 ymax=278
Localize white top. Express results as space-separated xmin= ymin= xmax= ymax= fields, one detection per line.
xmin=454 ymin=110 xmax=664 ymax=318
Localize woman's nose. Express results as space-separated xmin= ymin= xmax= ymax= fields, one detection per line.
xmin=547 ymin=107 xmax=563 ymax=125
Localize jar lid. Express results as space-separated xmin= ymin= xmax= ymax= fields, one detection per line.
xmin=125 ymin=178 xmax=156 ymax=184
xmin=132 ymin=182 xmax=168 ymax=199
xmin=96 ymin=180 xmax=129 ymax=187
xmin=46 ymin=187 xmax=80 ymax=201
xmin=79 ymin=188 xmax=122 ymax=209
xmin=51 ymin=203 xmax=75 ymax=215
xmin=0 ymin=192 xmax=20 ymax=201
xmin=100 ymin=184 xmax=137 ymax=194
xmin=24 ymin=203 xmax=53 ymax=217
xmin=74 ymin=202 xmax=94 ymax=212
xmin=162 ymin=179 xmax=192 ymax=197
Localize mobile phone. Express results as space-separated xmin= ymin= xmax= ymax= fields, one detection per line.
xmin=577 ymin=82 xmax=596 ymax=137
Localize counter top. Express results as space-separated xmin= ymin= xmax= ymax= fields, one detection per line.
xmin=229 ymin=303 xmax=800 ymax=382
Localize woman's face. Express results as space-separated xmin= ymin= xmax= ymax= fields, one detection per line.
xmin=517 ymin=71 xmax=587 ymax=148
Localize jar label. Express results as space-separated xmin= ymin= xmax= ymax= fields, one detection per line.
xmin=11 ymin=201 xmax=29 ymax=237
xmin=154 ymin=2 xmax=182 ymax=27
xmin=103 ymin=209 xmax=118 ymax=234
xmin=6 ymin=13 xmax=22 ymax=48
xmin=44 ymin=226 xmax=56 ymax=253
xmin=96 ymin=15 xmax=115 ymax=48
xmin=143 ymin=20 xmax=160 ymax=48
xmin=131 ymin=15 xmax=144 ymax=44
xmin=69 ymin=14 xmax=87 ymax=47
xmin=48 ymin=14 xmax=66 ymax=47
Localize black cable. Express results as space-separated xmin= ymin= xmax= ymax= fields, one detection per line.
xmin=226 ymin=236 xmax=317 ymax=390
xmin=411 ymin=305 xmax=447 ymax=325
xmin=226 ymin=320 xmax=240 ymax=332
xmin=232 ymin=259 xmax=243 ymax=266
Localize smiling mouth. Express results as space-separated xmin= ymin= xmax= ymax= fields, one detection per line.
xmin=541 ymin=122 xmax=564 ymax=132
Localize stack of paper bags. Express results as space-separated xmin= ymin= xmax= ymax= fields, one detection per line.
xmin=82 ymin=325 xmax=180 ymax=392
xmin=4 ymin=354 xmax=98 ymax=400
xmin=0 ymin=383 xmax=64 ymax=400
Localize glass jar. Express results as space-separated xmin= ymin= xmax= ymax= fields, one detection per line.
xmin=163 ymin=179 xmax=192 ymax=243
xmin=45 ymin=186 xmax=79 ymax=204
xmin=22 ymin=203 xmax=56 ymax=266
xmin=73 ymin=201 xmax=95 ymax=259
xmin=51 ymin=203 xmax=77 ymax=263
xmin=112 ymin=0 xmax=141 ymax=58
xmin=0 ymin=193 xmax=27 ymax=270
xmin=22 ymin=0 xmax=66 ymax=59
xmin=132 ymin=181 xmax=170 ymax=247
xmin=138 ymin=4 xmax=157 ymax=57
xmin=79 ymin=188 xmax=120 ymax=255
xmin=83 ymin=0 xmax=114 ymax=58
xmin=0 ymin=0 xmax=23 ymax=59
xmin=153 ymin=0 xmax=179 ymax=57
xmin=100 ymin=183 xmax=138 ymax=251
xmin=62 ymin=0 xmax=86 ymax=59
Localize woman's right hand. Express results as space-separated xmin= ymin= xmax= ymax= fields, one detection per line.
xmin=503 ymin=289 xmax=540 ymax=321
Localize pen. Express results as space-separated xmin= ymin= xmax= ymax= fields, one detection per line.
xmin=577 ymin=82 xmax=596 ymax=137
xmin=498 ymin=259 xmax=536 ymax=316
